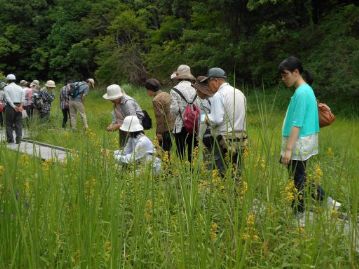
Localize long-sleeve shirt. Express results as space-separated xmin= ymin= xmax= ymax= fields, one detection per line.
xmin=60 ymin=85 xmax=70 ymax=110
xmin=170 ymin=80 xmax=198 ymax=133
xmin=152 ymin=90 xmax=174 ymax=134
xmin=113 ymin=134 xmax=154 ymax=164
xmin=39 ymin=88 xmax=55 ymax=114
xmin=112 ymin=95 xmax=144 ymax=125
xmin=23 ymin=87 xmax=33 ymax=106
xmin=0 ymin=90 xmax=5 ymax=103
xmin=4 ymin=83 xmax=25 ymax=108
xmin=207 ymin=83 xmax=246 ymax=136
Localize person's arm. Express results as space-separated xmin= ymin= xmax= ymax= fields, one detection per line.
xmin=206 ymin=94 xmax=224 ymax=126
xmin=114 ymin=137 xmax=148 ymax=164
xmin=4 ymin=88 xmax=15 ymax=108
xmin=281 ymin=126 xmax=300 ymax=165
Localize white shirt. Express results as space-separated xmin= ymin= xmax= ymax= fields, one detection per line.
xmin=113 ymin=134 xmax=161 ymax=173
xmin=281 ymin=134 xmax=319 ymax=161
xmin=4 ymin=82 xmax=25 ymax=108
xmin=207 ymin=83 xmax=246 ymax=136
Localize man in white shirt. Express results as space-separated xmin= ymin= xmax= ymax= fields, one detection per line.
xmin=4 ymin=74 xmax=25 ymax=144
xmin=201 ymin=67 xmax=248 ymax=177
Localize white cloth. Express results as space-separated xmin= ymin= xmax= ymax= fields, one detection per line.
xmin=281 ymin=134 xmax=319 ymax=161
xmin=207 ymin=83 xmax=246 ymax=136
xmin=170 ymin=80 xmax=198 ymax=133
xmin=113 ymin=134 xmax=161 ymax=173
xmin=4 ymin=83 xmax=25 ymax=108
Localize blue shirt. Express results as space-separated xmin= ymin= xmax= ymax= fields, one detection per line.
xmin=282 ymin=83 xmax=319 ymax=137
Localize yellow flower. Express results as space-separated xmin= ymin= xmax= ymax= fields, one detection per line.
xmin=144 ymin=199 xmax=153 ymax=222
xmin=312 ymin=164 xmax=323 ymax=184
xmin=282 ymin=180 xmax=297 ymax=203
xmin=0 ymin=165 xmax=4 ymax=176
xmin=24 ymin=179 xmax=31 ymax=196
xmin=210 ymin=222 xmax=218 ymax=242
xmin=246 ymin=213 xmax=256 ymax=227
xmin=104 ymin=240 xmax=112 ymax=261
xmin=84 ymin=178 xmax=96 ymax=200
xmin=326 ymin=147 xmax=334 ymax=158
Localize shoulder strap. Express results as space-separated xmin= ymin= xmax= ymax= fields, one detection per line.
xmin=172 ymin=87 xmax=188 ymax=104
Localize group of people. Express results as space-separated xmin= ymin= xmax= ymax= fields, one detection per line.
xmin=0 ymin=76 xmax=95 ymax=144
xmin=0 ymin=55 xmax=341 ymax=218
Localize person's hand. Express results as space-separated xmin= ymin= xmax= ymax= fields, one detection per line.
xmin=281 ymin=149 xmax=292 ymax=165
xmin=156 ymin=133 xmax=163 ymax=143
xmin=106 ymin=124 xmax=115 ymax=132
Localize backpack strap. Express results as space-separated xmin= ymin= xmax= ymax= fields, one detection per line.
xmin=172 ymin=87 xmax=188 ymax=104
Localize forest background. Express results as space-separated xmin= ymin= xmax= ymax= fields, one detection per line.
xmin=0 ymin=0 xmax=358 ymax=111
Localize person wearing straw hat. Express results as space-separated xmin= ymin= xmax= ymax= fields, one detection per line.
xmin=113 ymin=115 xmax=161 ymax=174
xmin=36 ymin=80 xmax=56 ymax=122
xmin=3 ymin=74 xmax=25 ymax=144
xmin=192 ymin=76 xmax=213 ymax=152
xmin=201 ymin=67 xmax=247 ymax=177
xmin=68 ymin=78 xmax=94 ymax=130
xmin=103 ymin=84 xmax=144 ymax=147
xmin=170 ymin=64 xmax=198 ymax=161
xmin=145 ymin=78 xmax=174 ymax=153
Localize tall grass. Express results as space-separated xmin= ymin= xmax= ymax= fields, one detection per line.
xmin=0 ymin=85 xmax=358 ymax=268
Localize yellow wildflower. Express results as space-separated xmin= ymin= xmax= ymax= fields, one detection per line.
xmin=24 ymin=179 xmax=31 ymax=196
xmin=144 ymin=199 xmax=153 ymax=222
xmin=312 ymin=164 xmax=323 ymax=184
xmin=282 ymin=180 xmax=297 ymax=203
xmin=0 ymin=165 xmax=4 ymax=176
xmin=104 ymin=240 xmax=112 ymax=261
xmin=326 ymin=147 xmax=334 ymax=158
xmin=210 ymin=222 xmax=218 ymax=242
xmin=246 ymin=213 xmax=256 ymax=227
xmin=84 ymin=178 xmax=96 ymax=200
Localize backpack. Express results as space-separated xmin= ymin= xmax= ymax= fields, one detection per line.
xmin=32 ymin=92 xmax=44 ymax=110
xmin=318 ymin=102 xmax=335 ymax=128
xmin=141 ymin=110 xmax=152 ymax=130
xmin=69 ymin=82 xmax=87 ymax=98
xmin=172 ymin=88 xmax=200 ymax=134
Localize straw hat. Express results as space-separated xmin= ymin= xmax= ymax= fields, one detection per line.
xmin=173 ymin=64 xmax=195 ymax=81
xmin=120 ymin=115 xmax=143 ymax=132
xmin=103 ymin=84 xmax=124 ymax=100
xmin=30 ymin=80 xmax=40 ymax=87
xmin=192 ymin=76 xmax=213 ymax=97
xmin=45 ymin=80 xmax=56 ymax=88
xmin=87 ymin=78 xmax=95 ymax=88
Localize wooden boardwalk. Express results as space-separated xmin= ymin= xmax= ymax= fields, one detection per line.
xmin=1 ymin=129 xmax=68 ymax=161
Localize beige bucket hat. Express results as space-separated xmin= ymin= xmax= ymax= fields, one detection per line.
xmin=173 ymin=64 xmax=195 ymax=81
xmin=103 ymin=84 xmax=124 ymax=100
xmin=120 ymin=115 xmax=143 ymax=132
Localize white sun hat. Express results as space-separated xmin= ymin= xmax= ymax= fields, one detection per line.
xmin=103 ymin=84 xmax=124 ymax=100
xmin=120 ymin=115 xmax=143 ymax=132
xmin=45 ymin=80 xmax=56 ymax=88
xmin=6 ymin=74 xmax=16 ymax=81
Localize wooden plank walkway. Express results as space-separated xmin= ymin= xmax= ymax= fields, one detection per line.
xmin=1 ymin=129 xmax=68 ymax=161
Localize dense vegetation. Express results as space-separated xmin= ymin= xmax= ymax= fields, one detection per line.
xmin=1 ymin=88 xmax=359 ymax=268
xmin=0 ymin=0 xmax=358 ymax=102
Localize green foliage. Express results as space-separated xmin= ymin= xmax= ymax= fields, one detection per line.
xmin=0 ymin=0 xmax=357 ymax=107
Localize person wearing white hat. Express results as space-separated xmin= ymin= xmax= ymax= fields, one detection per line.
xmin=3 ymin=74 xmax=25 ymax=143
xmin=35 ymin=80 xmax=56 ymax=121
xmin=103 ymin=84 xmax=144 ymax=147
xmin=68 ymin=78 xmax=94 ymax=130
xmin=113 ymin=115 xmax=161 ymax=174
xmin=169 ymin=64 xmax=199 ymax=161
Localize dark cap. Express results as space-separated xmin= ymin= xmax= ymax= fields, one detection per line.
xmin=200 ymin=67 xmax=227 ymax=83
xmin=192 ymin=76 xmax=213 ymax=97
xmin=145 ymin=78 xmax=161 ymax=92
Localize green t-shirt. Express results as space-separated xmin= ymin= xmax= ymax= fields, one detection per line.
xmin=282 ymin=83 xmax=319 ymax=137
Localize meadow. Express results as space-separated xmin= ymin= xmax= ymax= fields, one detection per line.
xmin=0 ymin=84 xmax=358 ymax=268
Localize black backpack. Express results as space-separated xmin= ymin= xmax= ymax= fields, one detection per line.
xmin=69 ymin=82 xmax=87 ymax=98
xmin=141 ymin=110 xmax=152 ymax=130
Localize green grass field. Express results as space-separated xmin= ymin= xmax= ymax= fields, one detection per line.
xmin=0 ymin=85 xmax=358 ymax=268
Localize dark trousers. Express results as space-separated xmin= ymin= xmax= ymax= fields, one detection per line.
xmin=25 ymin=105 xmax=34 ymax=119
xmin=5 ymin=105 xmax=23 ymax=143
xmin=62 ymin=108 xmax=70 ymax=128
xmin=160 ymin=131 xmax=172 ymax=152
xmin=288 ymin=160 xmax=325 ymax=213
xmin=174 ymin=128 xmax=198 ymax=162
xmin=0 ymin=112 xmax=3 ymax=127
xmin=213 ymin=135 xmax=244 ymax=177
